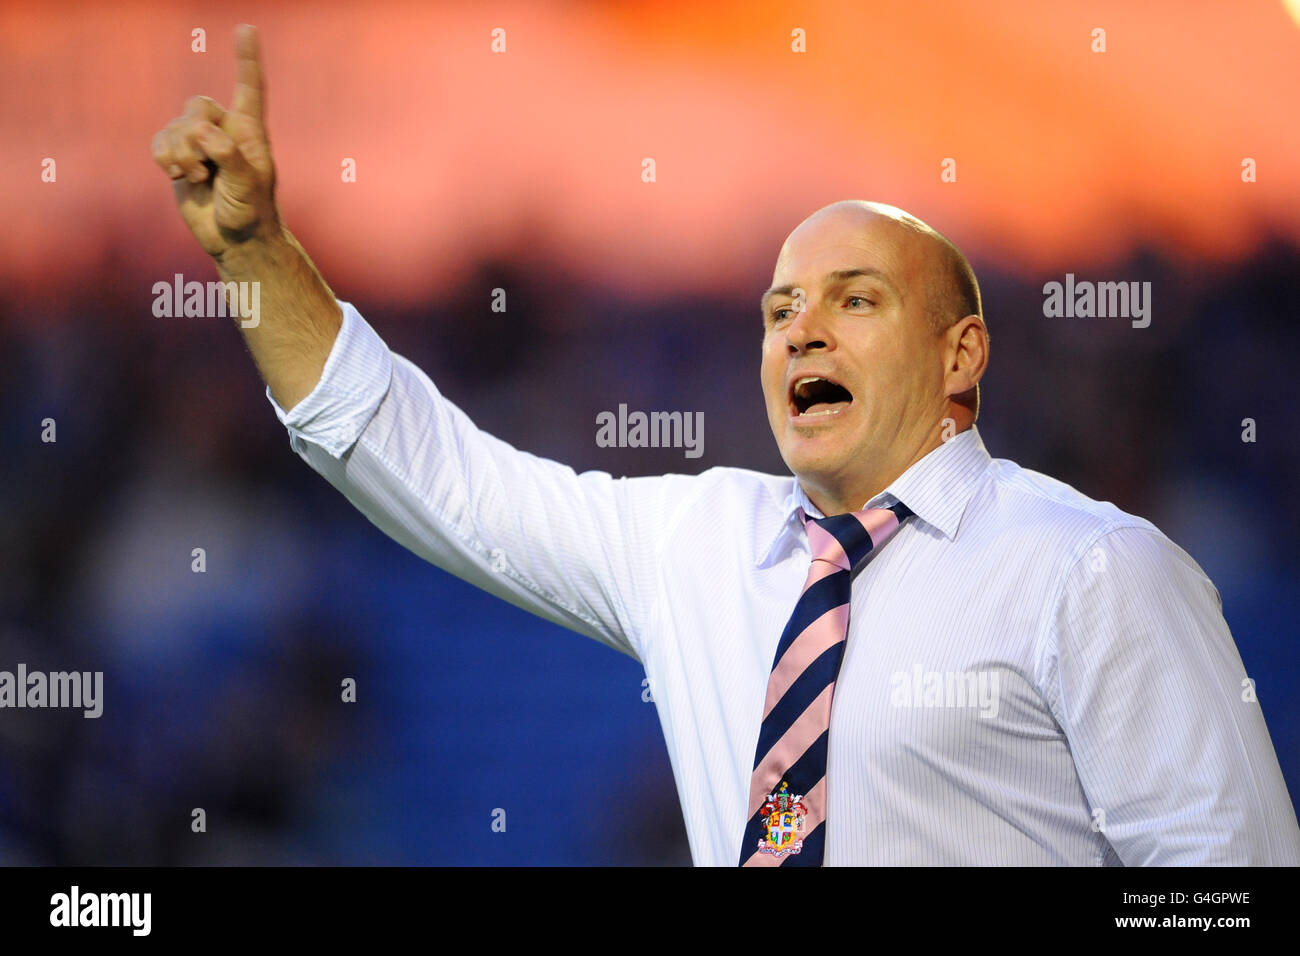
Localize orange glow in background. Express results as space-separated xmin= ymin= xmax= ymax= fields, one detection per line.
xmin=2 ymin=0 xmax=1298 ymax=308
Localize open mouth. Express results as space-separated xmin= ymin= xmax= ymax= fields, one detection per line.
xmin=789 ymin=376 xmax=854 ymax=418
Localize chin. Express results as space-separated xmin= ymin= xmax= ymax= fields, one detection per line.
xmin=780 ymin=443 xmax=848 ymax=483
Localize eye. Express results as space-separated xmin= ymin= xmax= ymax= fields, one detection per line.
xmin=769 ymin=307 xmax=794 ymax=324
xmin=845 ymin=295 xmax=875 ymax=309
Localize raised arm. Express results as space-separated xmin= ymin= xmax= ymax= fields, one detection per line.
xmin=149 ymin=24 xmax=700 ymax=659
xmin=150 ymin=23 xmax=340 ymax=411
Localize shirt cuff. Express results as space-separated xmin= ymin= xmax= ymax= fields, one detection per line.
xmin=264 ymin=299 xmax=394 ymax=459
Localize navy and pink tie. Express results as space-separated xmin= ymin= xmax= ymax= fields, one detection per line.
xmin=740 ymin=501 xmax=913 ymax=866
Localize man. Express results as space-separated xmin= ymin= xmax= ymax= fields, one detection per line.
xmin=152 ymin=25 xmax=1300 ymax=865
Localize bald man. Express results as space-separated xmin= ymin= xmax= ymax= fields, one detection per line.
xmin=153 ymin=26 xmax=1300 ymax=866
xmin=760 ymin=200 xmax=986 ymax=519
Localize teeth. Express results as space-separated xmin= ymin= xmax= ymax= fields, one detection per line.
xmin=791 ymin=374 xmax=849 ymax=417
xmin=793 ymin=376 xmax=828 ymax=399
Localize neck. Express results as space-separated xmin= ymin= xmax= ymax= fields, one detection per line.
xmin=802 ymin=416 xmax=970 ymax=516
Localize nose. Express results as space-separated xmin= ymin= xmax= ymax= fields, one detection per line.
xmin=784 ymin=299 xmax=833 ymax=355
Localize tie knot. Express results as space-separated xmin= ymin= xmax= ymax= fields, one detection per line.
xmin=803 ymin=501 xmax=913 ymax=571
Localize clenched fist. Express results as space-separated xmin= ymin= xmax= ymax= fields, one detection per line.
xmin=151 ymin=24 xmax=280 ymax=258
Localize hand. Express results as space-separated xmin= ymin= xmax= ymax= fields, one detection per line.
xmin=151 ymin=24 xmax=280 ymax=258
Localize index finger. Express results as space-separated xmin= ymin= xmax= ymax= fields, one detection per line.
xmin=230 ymin=23 xmax=265 ymax=124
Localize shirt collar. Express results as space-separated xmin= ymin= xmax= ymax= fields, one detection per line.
xmin=755 ymin=424 xmax=992 ymax=568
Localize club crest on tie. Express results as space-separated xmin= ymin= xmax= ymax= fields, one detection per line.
xmin=757 ymin=780 xmax=807 ymax=858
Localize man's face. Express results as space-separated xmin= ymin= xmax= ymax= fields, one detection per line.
xmin=760 ymin=207 xmax=949 ymax=507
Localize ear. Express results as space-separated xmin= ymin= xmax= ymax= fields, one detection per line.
xmin=943 ymin=315 xmax=989 ymax=402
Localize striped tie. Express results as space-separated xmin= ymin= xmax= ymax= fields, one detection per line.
xmin=739 ymin=501 xmax=913 ymax=866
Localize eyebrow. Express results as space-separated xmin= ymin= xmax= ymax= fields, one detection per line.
xmin=760 ymin=267 xmax=898 ymax=310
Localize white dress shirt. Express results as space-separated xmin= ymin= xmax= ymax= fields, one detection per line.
xmin=267 ymin=298 xmax=1300 ymax=866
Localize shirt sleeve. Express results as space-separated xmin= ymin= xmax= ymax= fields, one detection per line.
xmin=265 ymin=299 xmax=697 ymax=662
xmin=1039 ymin=524 xmax=1300 ymax=865
xmin=266 ymin=299 xmax=394 ymax=458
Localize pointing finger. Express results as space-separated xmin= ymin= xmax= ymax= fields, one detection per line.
xmin=230 ymin=23 xmax=265 ymax=126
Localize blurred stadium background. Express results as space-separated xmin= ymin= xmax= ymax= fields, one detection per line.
xmin=1 ymin=0 xmax=1297 ymax=864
